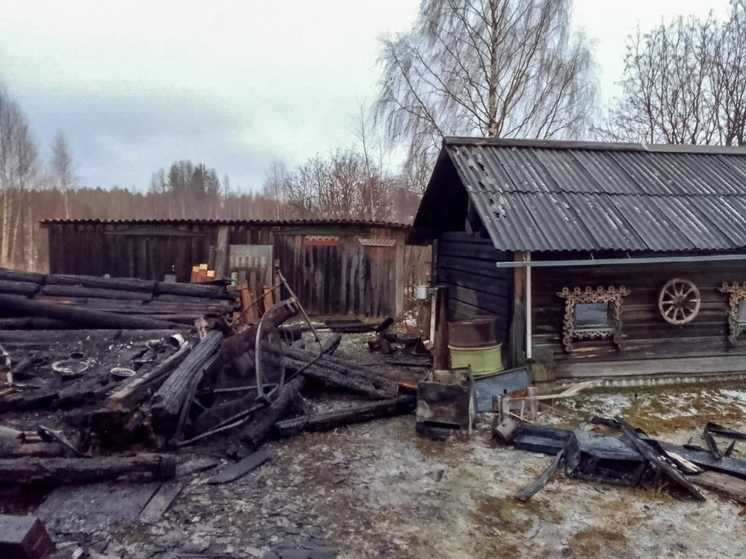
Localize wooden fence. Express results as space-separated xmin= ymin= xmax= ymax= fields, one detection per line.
xmin=42 ymin=219 xmax=424 ymax=318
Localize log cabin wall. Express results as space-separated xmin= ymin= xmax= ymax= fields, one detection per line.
xmin=43 ymin=220 xmax=409 ymax=317
xmin=435 ymin=231 xmax=513 ymax=345
xmin=530 ymin=251 xmax=746 ymax=379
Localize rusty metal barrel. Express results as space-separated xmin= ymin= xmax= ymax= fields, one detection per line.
xmin=448 ymin=318 xmax=503 ymax=376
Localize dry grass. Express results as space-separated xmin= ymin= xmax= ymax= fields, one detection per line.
xmin=552 ymin=381 xmax=746 ymax=436
xmin=569 ymin=526 xmax=629 ymax=558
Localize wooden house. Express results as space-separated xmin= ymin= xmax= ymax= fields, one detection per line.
xmin=409 ymin=137 xmax=746 ymax=381
xmin=41 ymin=218 xmax=409 ymax=318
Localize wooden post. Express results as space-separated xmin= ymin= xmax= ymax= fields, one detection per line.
xmin=433 ymin=286 xmax=450 ymax=369
xmin=262 ymin=285 xmax=274 ymax=314
xmin=214 ymin=225 xmax=230 ymax=280
xmin=509 ymin=251 xmax=527 ymax=368
xmin=528 ymin=386 xmax=538 ymax=421
xmin=395 ymin=234 xmax=405 ymax=318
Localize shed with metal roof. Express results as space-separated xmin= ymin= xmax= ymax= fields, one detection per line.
xmin=412 ymin=137 xmax=746 ymax=381
xmin=41 ymin=218 xmax=411 ymax=318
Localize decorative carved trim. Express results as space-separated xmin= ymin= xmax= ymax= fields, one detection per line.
xmin=557 ymin=286 xmax=630 ymax=354
xmin=305 ymin=235 xmax=339 ymax=247
xmin=358 ymin=238 xmax=396 ymax=247
xmin=719 ymin=282 xmax=746 ymax=345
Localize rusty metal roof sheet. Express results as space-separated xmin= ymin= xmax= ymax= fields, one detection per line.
xmin=413 ymin=137 xmax=746 ymax=252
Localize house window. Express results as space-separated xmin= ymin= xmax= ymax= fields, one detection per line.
xmin=718 ymin=283 xmax=746 ymax=345
xmin=574 ymin=303 xmax=611 ymax=330
xmin=557 ymin=286 xmax=630 ymax=354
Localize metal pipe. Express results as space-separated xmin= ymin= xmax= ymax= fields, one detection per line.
xmin=495 ymin=253 xmax=746 ymax=269
xmin=525 ymin=252 xmax=532 ymax=360
xmin=429 ymin=239 xmax=439 ymax=344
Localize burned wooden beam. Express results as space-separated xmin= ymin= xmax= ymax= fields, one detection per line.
xmin=0 ymin=317 xmax=73 ymax=330
xmin=615 ymin=416 xmax=705 ymax=501
xmin=273 ymin=396 xmax=416 ymax=438
xmin=656 ymin=440 xmax=746 ymax=480
xmin=107 ymin=342 xmax=192 ymax=409
xmin=0 ymin=268 xmax=44 ymax=284
xmin=40 ymin=284 xmax=153 ymax=301
xmin=151 ymin=331 xmax=222 ymax=437
xmin=0 ymin=294 xmax=176 ymax=330
xmin=0 ymin=454 xmax=176 ymax=486
xmin=514 ymin=448 xmax=565 ymax=502
xmin=320 ymin=333 xmax=342 ymax=356
xmin=703 ymin=422 xmax=723 ymax=460
xmin=0 ymin=280 xmax=40 ymax=297
xmin=0 ymin=329 xmax=181 ymax=352
xmin=154 ymin=282 xmax=227 ymax=299
xmin=45 ymin=274 xmax=155 ymax=292
xmin=239 ymin=375 xmax=307 ymax=452
xmin=284 ymin=347 xmax=399 ymax=399
xmin=705 ymin=422 xmax=746 ymax=441
xmin=0 ymin=390 xmax=60 ymax=414
xmin=207 ymin=451 xmax=271 ymax=485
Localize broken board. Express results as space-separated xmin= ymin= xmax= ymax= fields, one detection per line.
xmin=691 ymin=471 xmax=746 ymax=505
xmin=207 ymin=450 xmax=271 ymax=485
xmin=139 ymin=482 xmax=183 ymax=524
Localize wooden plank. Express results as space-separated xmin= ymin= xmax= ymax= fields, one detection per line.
xmin=262 ymin=285 xmax=274 ymax=314
xmin=692 ymin=471 xmax=746 ymax=504
xmin=139 ymin=482 xmax=184 ymax=523
xmin=214 ymin=225 xmax=230 ymax=279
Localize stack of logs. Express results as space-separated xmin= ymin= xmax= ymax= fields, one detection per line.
xmin=0 ymin=268 xmax=239 ymax=329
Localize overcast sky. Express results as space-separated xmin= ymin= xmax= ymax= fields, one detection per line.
xmin=0 ymin=0 xmax=730 ymax=191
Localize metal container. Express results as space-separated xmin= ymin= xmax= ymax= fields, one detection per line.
xmin=416 ymin=367 xmax=475 ymax=440
xmin=415 ymin=285 xmax=430 ymax=300
xmin=449 ymin=343 xmax=503 ymax=376
xmin=448 ymin=318 xmax=498 ymax=347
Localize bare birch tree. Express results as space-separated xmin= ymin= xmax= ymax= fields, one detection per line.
xmin=50 ymin=131 xmax=77 ymax=219
xmin=0 ymin=87 xmax=40 ymax=268
xmin=603 ymin=1 xmax=746 ymax=145
xmin=375 ymin=0 xmax=596 ymax=171
xmin=262 ymin=161 xmax=291 ymax=220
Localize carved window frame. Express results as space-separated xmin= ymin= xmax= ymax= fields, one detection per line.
xmin=718 ymin=283 xmax=746 ymax=345
xmin=557 ymin=286 xmax=630 ymax=354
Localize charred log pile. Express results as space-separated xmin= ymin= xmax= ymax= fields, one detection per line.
xmin=0 ymin=269 xmax=420 ymax=492
xmin=0 ymin=268 xmax=239 ymax=328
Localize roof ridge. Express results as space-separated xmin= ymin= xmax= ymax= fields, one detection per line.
xmin=445 ymin=137 xmax=746 ymax=155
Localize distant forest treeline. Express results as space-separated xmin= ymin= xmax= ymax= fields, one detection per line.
xmin=0 ymin=87 xmax=423 ymax=272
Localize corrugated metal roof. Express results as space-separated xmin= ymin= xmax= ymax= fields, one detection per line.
xmin=415 ymin=137 xmax=746 ymax=252
xmin=40 ymin=218 xmax=410 ymax=229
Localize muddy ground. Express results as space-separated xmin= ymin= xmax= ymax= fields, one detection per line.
xmin=8 ymin=332 xmax=746 ymax=558
xmin=91 ymin=381 xmax=746 ymax=559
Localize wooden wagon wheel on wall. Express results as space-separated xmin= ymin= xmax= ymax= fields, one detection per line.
xmin=658 ymin=278 xmax=701 ymax=325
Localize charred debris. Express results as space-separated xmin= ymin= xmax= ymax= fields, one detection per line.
xmin=2 ymin=263 xmax=746 ymax=547
xmin=0 ymin=265 xmax=421 ymax=502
